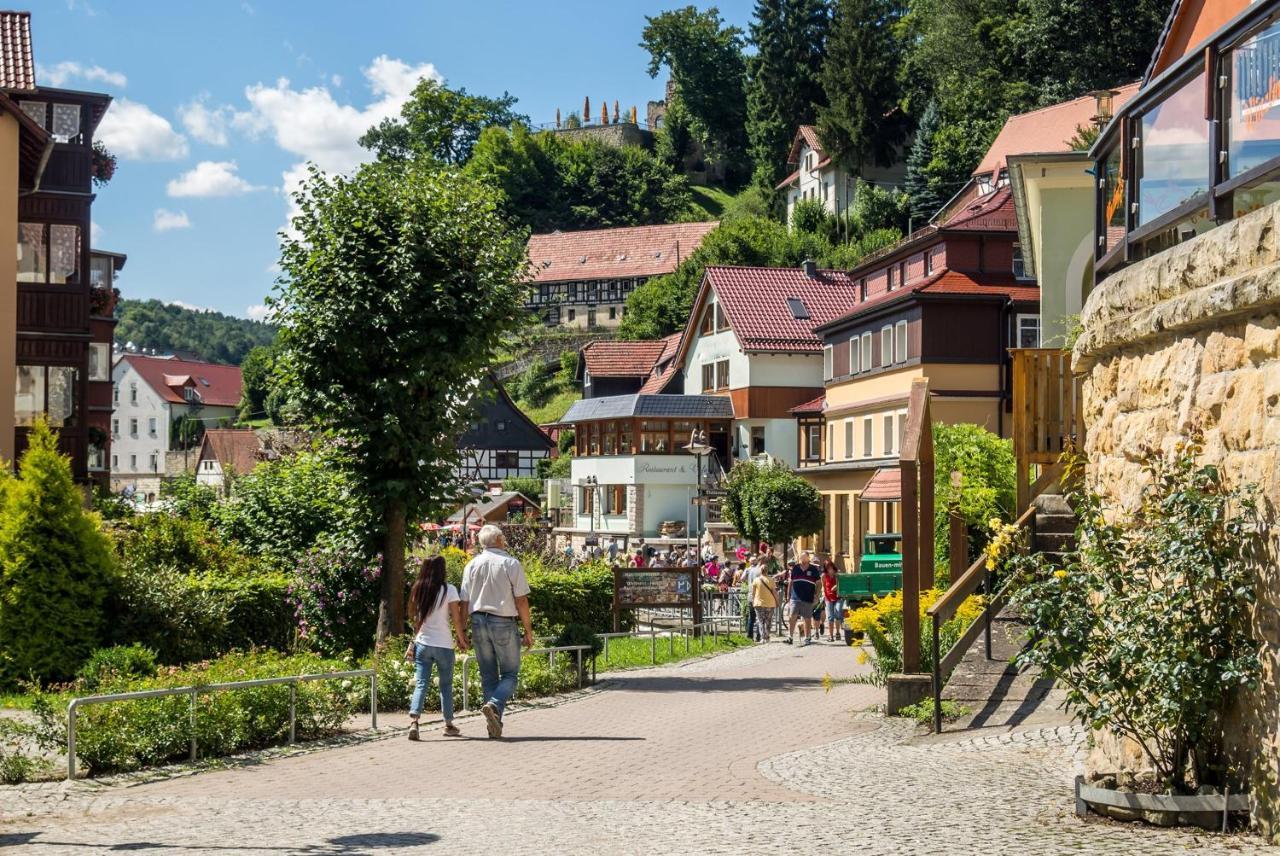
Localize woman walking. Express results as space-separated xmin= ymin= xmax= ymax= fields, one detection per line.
xmin=405 ymin=555 xmax=468 ymax=740
xmin=749 ymin=561 xmax=779 ymax=642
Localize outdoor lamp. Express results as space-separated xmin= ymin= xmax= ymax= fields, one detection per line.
xmin=1089 ymin=89 xmax=1117 ymax=129
xmin=682 ymin=430 xmax=711 ymax=457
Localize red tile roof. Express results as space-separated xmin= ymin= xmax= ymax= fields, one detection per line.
xmin=123 ymin=354 xmax=243 ymax=408
xmin=860 ymin=468 xmax=901 ymax=502
xmin=778 ymin=126 xmax=833 ymax=187
xmin=703 ymin=266 xmax=862 ymax=353
xmin=657 ymin=331 xmax=682 ymax=364
xmin=527 ymin=221 xmax=718 ymax=284
xmin=789 ymin=394 xmax=826 ymax=415
xmin=817 ymin=269 xmax=1039 ymax=331
xmin=939 ymin=186 xmax=1019 ymax=232
xmin=199 ymin=429 xmax=261 ymax=477
xmin=0 ymin=12 xmax=35 ymax=91
xmin=975 ymin=83 xmax=1140 ymax=179
xmin=638 ymin=363 xmax=679 ymax=394
xmin=581 ymin=339 xmax=668 ymax=378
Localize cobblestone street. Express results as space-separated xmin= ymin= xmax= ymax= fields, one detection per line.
xmin=0 ymin=641 xmax=1270 ymax=855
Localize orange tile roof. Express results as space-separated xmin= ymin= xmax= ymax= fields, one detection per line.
xmin=581 ymin=339 xmax=668 ymax=378
xmin=0 ymin=12 xmax=34 ymax=91
xmin=789 ymin=394 xmax=825 ymax=415
xmin=527 ymin=221 xmax=718 ymax=284
xmin=817 ymin=268 xmax=1039 ymax=332
xmin=939 ymin=186 xmax=1020 ymax=232
xmin=199 ymin=429 xmax=261 ymax=477
xmin=974 ymin=83 xmax=1140 ymax=178
xmin=638 ymin=363 xmax=679 ymax=394
xmin=704 ymin=266 xmax=861 ymax=353
xmin=860 ymin=468 xmax=901 ymax=502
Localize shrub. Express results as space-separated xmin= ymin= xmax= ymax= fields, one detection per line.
xmin=554 ymin=623 xmax=603 ymax=661
xmin=845 ymin=588 xmax=984 ymax=686
xmin=290 ymin=547 xmax=386 ymax=657
xmin=898 ymin=698 xmax=969 ymax=725
xmin=194 ymin=572 xmax=295 ymax=652
xmin=524 ymin=559 xmax=624 ymax=635
xmin=1013 ymin=441 xmax=1261 ymax=793
xmin=77 ymin=644 xmax=158 ymax=690
xmin=34 ymin=649 xmax=355 ymax=776
xmin=160 ymin=472 xmax=219 ymax=522
xmin=0 ymin=421 xmax=117 ymax=686
xmin=112 ymin=512 xmax=254 ymax=578
xmin=439 ymin=546 xmax=469 ymax=588
xmin=0 ymin=718 xmax=44 ymax=783
xmin=933 ymin=423 xmax=1016 ymax=584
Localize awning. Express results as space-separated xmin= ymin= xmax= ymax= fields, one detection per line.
xmin=859 ymin=467 xmax=901 ymax=503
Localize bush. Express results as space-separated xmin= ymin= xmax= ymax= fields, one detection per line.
xmin=112 ymin=512 xmax=254 ymax=578
xmin=33 ymin=649 xmax=355 ymax=776
xmin=933 ymin=423 xmax=1016 ymax=584
xmin=502 ymin=476 xmax=542 ymax=503
xmin=77 ymin=644 xmax=158 ymax=690
xmin=845 ymin=588 xmax=984 ymax=686
xmin=0 ymin=718 xmax=45 ymax=783
xmin=160 ymin=472 xmax=219 ymax=522
xmin=554 ymin=623 xmax=603 ymax=661
xmin=0 ymin=421 xmax=117 ymax=687
xmin=524 ymin=559 xmax=624 ymax=635
xmin=290 ymin=547 xmax=386 ymax=657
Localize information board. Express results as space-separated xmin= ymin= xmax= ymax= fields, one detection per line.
xmin=612 ymin=566 xmax=701 ymax=631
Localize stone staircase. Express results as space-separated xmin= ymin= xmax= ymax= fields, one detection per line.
xmin=1031 ymin=492 xmax=1077 ymax=567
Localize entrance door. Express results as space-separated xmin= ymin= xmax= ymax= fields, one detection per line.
xmin=708 ymin=425 xmax=730 ymax=469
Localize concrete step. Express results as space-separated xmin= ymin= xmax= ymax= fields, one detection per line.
xmin=1034 ymin=531 xmax=1076 ymax=554
xmin=1034 ymin=512 xmax=1078 ymax=535
xmin=1032 ymin=493 xmax=1073 ymax=516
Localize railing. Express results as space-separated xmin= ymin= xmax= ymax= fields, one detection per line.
xmin=66 ymin=669 xmax=376 ymax=781
xmin=459 ymin=644 xmax=592 ymax=713
xmin=898 ymin=378 xmax=935 ymax=673
xmin=1011 ymin=349 xmax=1083 ymax=512
xmin=925 ymin=505 xmax=1036 ymax=733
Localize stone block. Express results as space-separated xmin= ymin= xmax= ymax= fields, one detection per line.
xmin=1219 ymin=372 xmax=1267 ymax=451
xmin=885 ymin=673 xmax=931 ymax=716
xmin=1246 ymin=314 xmax=1280 ymax=365
xmin=1202 ymin=326 xmax=1247 ymax=374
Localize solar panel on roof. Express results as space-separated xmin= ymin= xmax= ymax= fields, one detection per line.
xmin=786 ymin=298 xmax=810 ymax=319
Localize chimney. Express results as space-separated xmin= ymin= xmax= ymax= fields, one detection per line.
xmin=801 ymin=259 xmax=817 ymax=278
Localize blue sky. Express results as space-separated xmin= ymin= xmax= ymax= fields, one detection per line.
xmin=33 ymin=0 xmax=756 ymax=321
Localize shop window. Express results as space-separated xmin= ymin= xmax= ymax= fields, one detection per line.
xmin=603 ymin=421 xmax=617 ymax=455
xmin=640 ymin=420 xmax=669 ymax=453
xmin=620 ymin=421 xmax=633 ymax=453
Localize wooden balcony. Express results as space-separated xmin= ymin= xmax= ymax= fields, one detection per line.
xmin=17 ymin=287 xmax=90 ymax=334
xmin=39 ymin=145 xmax=92 ymax=195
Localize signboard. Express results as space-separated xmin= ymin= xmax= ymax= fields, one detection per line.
xmin=612 ymin=566 xmax=701 ymax=632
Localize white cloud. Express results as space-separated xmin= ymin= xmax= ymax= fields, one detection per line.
xmin=178 ymin=97 xmax=233 ymax=146
xmin=330 ymin=74 xmax=343 ymax=87
xmin=153 ymin=209 xmax=191 ymax=232
xmin=245 ymin=304 xmax=271 ymax=321
xmin=167 ymin=160 xmax=262 ymax=197
xmin=168 ymin=300 xmax=213 ymax=313
xmin=90 ymin=221 xmax=104 ymax=245
xmin=98 ymin=99 xmax=188 ymax=160
xmin=38 ymin=60 xmax=126 ymax=88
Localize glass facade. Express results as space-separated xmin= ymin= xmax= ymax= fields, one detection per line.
xmin=1138 ymin=71 xmax=1209 ymax=226
xmin=1229 ymin=17 xmax=1280 ymax=178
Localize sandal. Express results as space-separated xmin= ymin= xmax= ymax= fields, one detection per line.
xmin=443 ymin=723 xmax=461 ymax=737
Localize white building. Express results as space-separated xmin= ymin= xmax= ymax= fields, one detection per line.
xmin=110 ymin=354 xmax=242 ymax=498
xmin=777 ymin=125 xmax=907 ymax=224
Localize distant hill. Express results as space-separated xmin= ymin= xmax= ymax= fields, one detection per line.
xmin=114 ymin=299 xmax=277 ymax=366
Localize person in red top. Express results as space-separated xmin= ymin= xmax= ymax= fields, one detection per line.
xmin=821 ymin=559 xmax=842 ymax=642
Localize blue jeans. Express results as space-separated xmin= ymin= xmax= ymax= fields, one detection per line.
xmin=410 ymin=643 xmax=455 ymax=722
xmin=471 ymin=612 xmax=522 ymax=718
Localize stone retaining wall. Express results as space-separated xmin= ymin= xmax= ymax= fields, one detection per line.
xmin=1074 ymin=202 xmax=1280 ymax=841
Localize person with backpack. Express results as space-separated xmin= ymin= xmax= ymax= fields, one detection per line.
xmin=404 ymin=555 xmax=468 ymax=740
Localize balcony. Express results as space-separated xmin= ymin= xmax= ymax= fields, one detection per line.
xmin=40 ymin=145 xmax=92 ymax=195
xmin=1094 ymin=2 xmax=1280 ymax=279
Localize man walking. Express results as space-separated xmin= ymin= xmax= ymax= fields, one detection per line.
xmin=460 ymin=524 xmax=535 ymax=738
xmin=785 ymin=551 xmax=821 ymax=646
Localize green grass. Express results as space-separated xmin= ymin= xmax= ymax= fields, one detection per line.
xmin=688 ymin=185 xmax=735 ymax=220
xmin=518 ymin=387 xmax=581 ymax=426
xmin=236 ymin=416 xmax=273 ymax=429
xmin=0 ymin=692 xmax=34 ymax=710
xmin=596 ymin=633 xmax=751 ymax=671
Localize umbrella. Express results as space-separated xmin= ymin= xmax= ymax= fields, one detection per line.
xmin=448 ymin=523 xmax=463 ymax=532
xmin=468 ymin=520 xmax=482 ymax=530
xmin=420 ymin=522 xmax=441 ymax=531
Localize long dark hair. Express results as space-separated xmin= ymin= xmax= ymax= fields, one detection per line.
xmin=823 ymin=558 xmax=838 ymax=575
xmin=408 ymin=556 xmax=447 ymax=630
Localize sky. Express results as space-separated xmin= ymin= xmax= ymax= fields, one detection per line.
xmin=31 ymin=0 xmax=757 ymax=321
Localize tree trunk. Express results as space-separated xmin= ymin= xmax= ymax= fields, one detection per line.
xmin=375 ymin=499 xmax=407 ymax=645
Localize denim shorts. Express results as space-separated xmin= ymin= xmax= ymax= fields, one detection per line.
xmin=825 ymin=600 xmax=842 ymax=622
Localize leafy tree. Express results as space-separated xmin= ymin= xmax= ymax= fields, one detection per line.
xmin=359 ymin=79 xmax=525 ymax=164
xmin=0 ymin=422 xmax=116 ymax=685
xmin=238 ymin=344 xmax=275 ymax=421
xmin=502 ymin=476 xmax=543 ymax=503
xmin=817 ymin=0 xmax=910 ymax=173
xmin=161 ymin=471 xmax=219 ymax=522
xmin=746 ymin=0 xmax=829 ymax=190
xmin=932 ymin=423 xmax=1015 ymax=579
xmin=654 ymin=99 xmax=696 ymax=174
xmin=847 ymin=178 xmax=911 ymax=235
xmin=114 ymin=298 xmax=276 ymax=366
xmin=641 ymin=6 xmax=750 ymax=183
xmin=791 ymin=198 xmax=833 ymax=237
xmin=275 ymin=160 xmax=529 ymax=642
xmin=723 ymin=459 xmax=824 ymax=547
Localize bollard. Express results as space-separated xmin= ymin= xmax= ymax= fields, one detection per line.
xmin=668 ymin=631 xmax=674 ymax=658
xmin=604 ymin=635 xmax=610 ymax=663
xmin=461 ymin=655 xmax=471 ymax=712
xmin=650 ymin=628 xmax=657 ymax=664
xmin=576 ymin=648 xmax=584 ymax=688
xmin=66 ymin=703 xmax=77 ymax=781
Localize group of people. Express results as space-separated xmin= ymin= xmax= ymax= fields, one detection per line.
xmin=743 ymin=551 xmax=844 ymax=645
xmin=404 ymin=524 xmax=535 ymax=741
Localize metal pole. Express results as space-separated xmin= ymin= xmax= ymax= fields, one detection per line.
xmin=462 ymin=655 xmax=470 ymax=712
xmin=66 ymin=703 xmax=77 ymax=781
xmin=984 ymin=567 xmax=994 ymax=660
xmin=685 ymin=627 xmax=690 ymax=654
xmin=189 ymin=690 xmax=198 ymax=762
xmin=577 ymin=648 xmax=584 ymax=689
xmin=604 ymin=635 xmax=609 ymax=663
xmin=288 ymin=683 xmax=297 ymax=744
xmin=370 ymin=673 xmax=378 ymax=730
xmin=932 ymin=615 xmax=943 ymax=734
xmin=651 ymin=628 xmax=656 ymax=664
xmin=669 ymin=631 xmax=674 ymax=657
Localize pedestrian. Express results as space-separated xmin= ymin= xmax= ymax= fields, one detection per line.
xmin=607 ymin=539 xmax=619 ymax=564
xmin=404 ymin=556 xmax=468 ymax=741
xmin=821 ymin=559 xmax=842 ymax=642
xmin=785 ymin=551 xmax=821 ymax=646
xmin=460 ymin=524 xmax=535 ymax=739
xmin=631 ymin=549 xmax=646 ymax=568
xmin=750 ymin=562 xmax=778 ymax=642
xmin=742 ymin=557 xmax=761 ymax=640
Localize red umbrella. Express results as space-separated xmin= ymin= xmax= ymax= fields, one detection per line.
xmin=420 ymin=522 xmax=441 ymax=531
xmin=448 ymin=523 xmax=463 ymax=532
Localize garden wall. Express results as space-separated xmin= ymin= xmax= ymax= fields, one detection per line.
xmin=1074 ymin=202 xmax=1280 ymax=840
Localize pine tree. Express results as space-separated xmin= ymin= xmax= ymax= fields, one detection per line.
xmin=905 ymin=100 xmax=948 ymax=224
xmin=746 ymin=0 xmax=830 ymax=190
xmin=0 ymin=421 xmax=116 ymax=685
xmin=817 ymin=0 xmax=908 ymax=173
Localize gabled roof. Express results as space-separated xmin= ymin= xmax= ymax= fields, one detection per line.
xmin=860 ymin=468 xmax=901 ymax=502
xmin=638 ymin=363 xmax=679 ymax=395
xmin=786 ymin=124 xmax=829 ymax=167
xmin=789 ymin=394 xmax=826 ymax=415
xmin=692 ymin=265 xmax=862 ymax=355
xmin=0 ymin=12 xmax=35 ymax=91
xmin=527 ymin=221 xmax=718 ymax=284
xmin=816 ymin=269 xmax=1040 ymax=333
xmin=974 ymin=83 xmax=1140 ymax=179
xmin=198 ymin=429 xmax=262 ymax=477
xmin=939 ymin=186 xmax=1019 ymax=232
xmin=581 ymin=339 xmax=669 ymax=379
xmin=121 ymin=354 xmax=243 ymax=408
xmin=447 ymin=491 xmax=539 ymax=524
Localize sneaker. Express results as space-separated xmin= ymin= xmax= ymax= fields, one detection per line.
xmin=407 ymin=721 xmax=420 ymax=741
xmin=443 ymin=723 xmax=461 ymax=737
xmin=801 ymin=638 xmax=812 ymax=647
xmin=481 ymin=702 xmax=503 ymax=739
xmin=783 ymin=637 xmax=793 ymax=645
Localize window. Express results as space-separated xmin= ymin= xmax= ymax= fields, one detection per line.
xmin=17 ymin=223 xmax=79 ymax=284
xmin=496 ymin=420 xmax=507 ymax=432
xmin=887 ymin=266 xmax=895 ymax=291
xmin=568 ymin=308 xmax=576 ymax=322
xmin=14 ymin=365 xmax=77 ymax=427
xmin=640 ymin=420 xmax=669 ymax=453
xmin=494 ymin=451 xmax=519 ymax=469
xmin=129 ymin=454 xmax=137 ymax=471
xmin=609 ymin=306 xmax=617 ymax=320
xmin=701 ymin=362 xmax=715 ymax=393
xmin=588 ymin=422 xmax=601 ymax=455
xmin=112 ymin=418 xmax=119 ymax=437
xmin=861 ymin=333 xmax=872 ymax=373
xmin=715 ymin=359 xmax=730 ymax=390
xmin=1228 ymin=17 xmax=1280 ymax=179
xmin=884 ymin=413 xmax=896 ymax=457
xmin=897 ymin=411 xmax=907 ymax=451
xmin=822 ymin=345 xmax=833 ymax=381
xmin=619 ymin=420 xmax=633 ymax=453
xmin=111 ymin=454 xmax=118 ymax=469
xmin=603 ymin=421 xmax=617 ymax=455
xmin=805 ymin=424 xmax=822 ymax=461
xmin=849 ymin=336 xmax=860 ymax=373
xmin=579 ymin=485 xmax=594 ymax=517
xmin=129 ymin=418 xmax=138 ymax=437
xmin=605 ymin=485 xmax=627 ymax=515
xmin=149 ymin=453 xmax=159 ymax=472
xmin=894 ymin=320 xmax=908 ymax=364
xmin=828 ymin=422 xmax=835 ymax=460
xmin=183 ymin=386 xmax=200 ymax=403
xmin=859 ymin=278 xmax=868 ymax=301
xmin=130 ymin=383 xmax=137 ymax=405
xmin=863 ymin=417 xmax=874 ymax=458
xmin=750 ymin=425 xmax=765 ymax=456
xmin=148 ymin=417 xmax=157 ymax=438
xmin=88 ymin=343 xmax=109 ymax=381
xmin=880 ymin=326 xmax=893 ymax=367
xmin=1016 ymin=314 xmax=1041 ymax=348
xmin=18 ymin=102 xmax=82 ymax=143
xmin=844 ymin=420 xmax=853 ymax=460
xmin=1137 ymin=70 xmax=1209 ymax=226
xmin=1012 ymin=243 xmax=1030 ymax=280
xmin=113 ymin=385 xmax=119 ymax=405
xmin=587 ymin=307 xmax=597 ymax=327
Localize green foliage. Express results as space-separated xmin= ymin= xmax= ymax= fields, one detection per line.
xmin=904 ymin=100 xmax=949 ymax=224
xmin=114 ymin=298 xmax=276 ymax=365
xmin=113 ymin=511 xmax=253 ymax=578
xmin=76 ymin=644 xmax=159 ymax=690
xmin=360 ymin=78 xmax=525 ymax=165
xmin=238 ymin=344 xmax=276 ymax=422
xmin=898 ymin=697 xmax=969 ymax=724
xmin=524 ymin=559 xmax=627 ymax=635
xmin=161 ymin=472 xmax=219 ymax=522
xmin=720 ymin=184 xmax=777 ymax=223
xmin=553 ymin=623 xmax=604 ymax=661
xmin=33 ymin=650 xmax=354 ymax=776
xmin=641 ymin=5 xmax=750 ymax=183
xmin=848 ymin=179 xmax=911 ymax=235
xmin=0 ymin=422 xmax=117 ymax=687
xmin=791 ymin=198 xmax=831 ymax=236
xmin=933 ymin=423 xmax=1016 ymax=579
xmin=723 ymin=459 xmax=824 ymax=547
xmin=289 ymin=547 xmax=386 ymax=657
xmin=502 ymin=476 xmax=543 ymax=504
xmin=846 ymin=588 xmax=985 ymax=685
xmin=0 ymin=718 xmax=44 ymax=783
xmin=1014 ymin=441 xmax=1262 ymax=792
xmin=509 ymin=356 xmax=555 ymax=408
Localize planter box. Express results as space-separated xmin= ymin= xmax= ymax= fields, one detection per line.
xmin=1075 ymin=775 xmax=1250 ymax=830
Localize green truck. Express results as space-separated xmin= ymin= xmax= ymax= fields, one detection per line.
xmin=837 ymin=534 xmax=903 ymax=602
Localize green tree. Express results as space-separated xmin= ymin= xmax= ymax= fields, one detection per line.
xmin=932 ymin=423 xmax=1016 ymax=578
xmin=723 ymin=459 xmax=824 ymax=547
xmin=0 ymin=422 xmax=116 ymax=685
xmin=238 ymin=344 xmax=275 ymax=422
xmin=359 ymin=78 xmax=526 ymax=164
xmin=275 ymin=160 xmax=528 ymax=642
xmin=114 ymin=299 xmax=276 ymax=365
xmin=817 ymin=0 xmax=910 ymax=174
xmin=654 ymin=98 xmax=696 ymax=174
xmin=904 ymin=100 xmax=950 ymax=224
xmin=746 ymin=0 xmax=830 ymax=190
xmin=641 ymin=6 xmax=750 ymax=183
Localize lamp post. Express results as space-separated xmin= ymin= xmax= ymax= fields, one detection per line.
xmin=682 ymin=430 xmax=712 ymax=560
xmin=461 ymin=479 xmax=487 ymax=548
xmin=583 ymin=474 xmax=599 ymax=554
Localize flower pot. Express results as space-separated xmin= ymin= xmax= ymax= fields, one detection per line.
xmin=1074 ymin=775 xmax=1250 ymax=831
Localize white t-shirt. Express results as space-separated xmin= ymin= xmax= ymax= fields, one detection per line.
xmin=413 ymin=584 xmax=460 ymax=649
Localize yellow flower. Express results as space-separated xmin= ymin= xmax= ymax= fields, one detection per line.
xmin=1054 ymin=569 xmax=1068 ymax=580
xmin=856 ymin=650 xmax=870 ymax=665
xmin=988 ymin=517 xmax=1002 ymax=530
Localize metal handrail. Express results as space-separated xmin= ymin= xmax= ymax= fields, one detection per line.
xmin=460 ymin=644 xmax=594 ymax=713
xmin=66 ymin=669 xmax=376 ymax=781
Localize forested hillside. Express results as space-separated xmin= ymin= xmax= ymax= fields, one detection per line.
xmin=114 ymin=299 xmax=276 ymax=365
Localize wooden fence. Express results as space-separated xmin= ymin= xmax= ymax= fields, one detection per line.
xmin=1011 ymin=349 xmax=1084 ymax=512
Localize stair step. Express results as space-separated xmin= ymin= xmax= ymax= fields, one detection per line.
xmin=1034 ymin=513 xmax=1077 ymax=535
xmin=1033 ymin=494 xmax=1073 ymax=516
xmin=1034 ymin=532 xmax=1075 ymax=553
